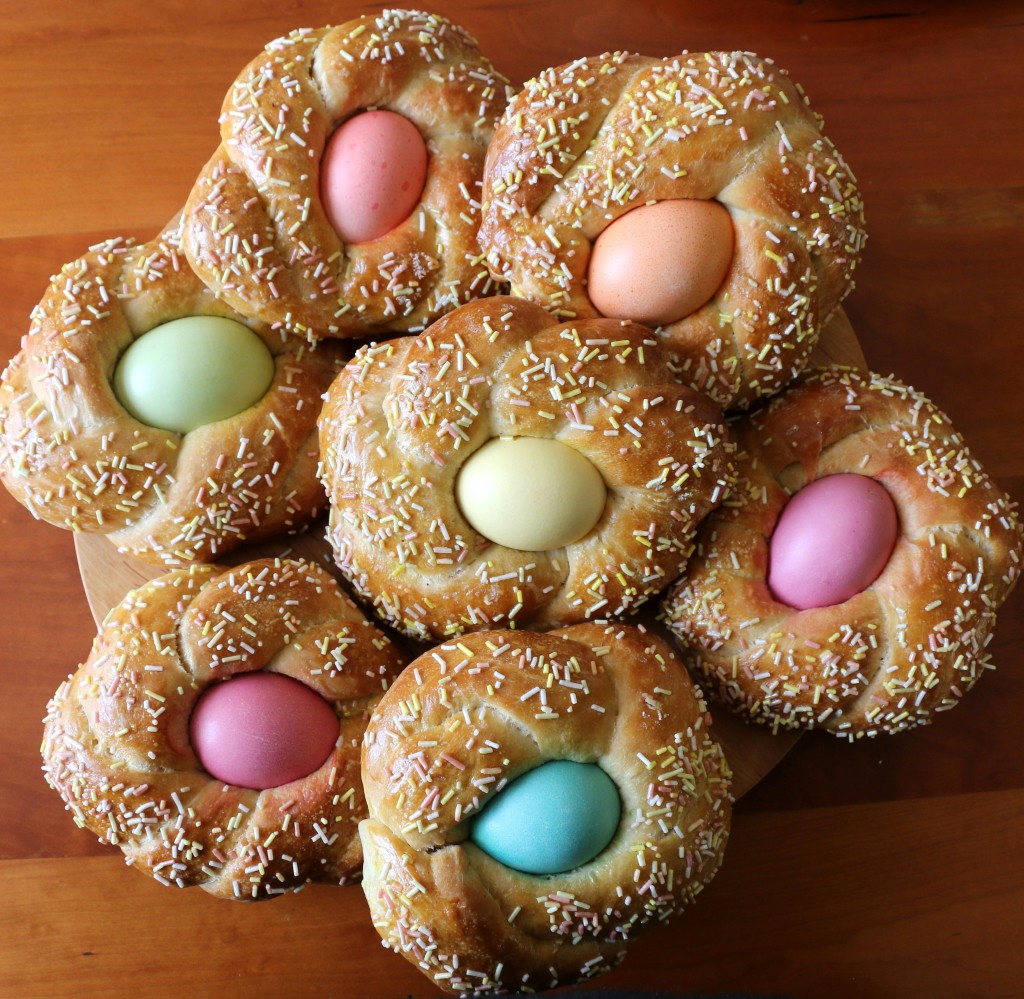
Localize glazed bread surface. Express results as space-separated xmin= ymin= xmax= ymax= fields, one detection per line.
xmin=0 ymin=216 xmax=345 ymax=565
xmin=662 ymin=366 xmax=1023 ymax=737
xmin=360 ymin=624 xmax=732 ymax=993
xmin=42 ymin=557 xmax=406 ymax=899
xmin=318 ymin=295 xmax=735 ymax=640
xmin=480 ymin=50 xmax=866 ymax=409
xmin=184 ymin=9 xmax=511 ymax=339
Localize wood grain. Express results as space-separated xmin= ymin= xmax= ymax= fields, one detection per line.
xmin=2 ymin=2 xmax=1023 ymax=997
xmin=3 ymin=788 xmax=1022 ymax=999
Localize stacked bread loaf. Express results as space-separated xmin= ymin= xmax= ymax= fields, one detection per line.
xmin=3 ymin=9 xmax=1020 ymax=996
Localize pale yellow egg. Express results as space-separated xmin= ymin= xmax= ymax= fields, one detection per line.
xmin=455 ymin=437 xmax=607 ymax=551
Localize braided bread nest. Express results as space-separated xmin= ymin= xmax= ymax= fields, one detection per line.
xmin=0 ymin=217 xmax=345 ymax=565
xmin=183 ymin=10 xmax=511 ymax=340
xmin=318 ymin=296 xmax=736 ymax=640
xmin=41 ymin=557 xmax=406 ymax=900
xmin=662 ymin=366 xmax=1023 ymax=737
xmin=479 ymin=50 xmax=866 ymax=410
xmin=360 ymin=624 xmax=731 ymax=993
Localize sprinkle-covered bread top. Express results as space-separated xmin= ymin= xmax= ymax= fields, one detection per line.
xmin=0 ymin=216 xmax=345 ymax=565
xmin=318 ymin=296 xmax=736 ymax=640
xmin=42 ymin=557 xmax=407 ymax=900
xmin=360 ymin=623 xmax=731 ymax=993
xmin=662 ymin=366 xmax=1023 ymax=737
xmin=184 ymin=9 xmax=513 ymax=340
xmin=480 ymin=50 xmax=867 ymax=409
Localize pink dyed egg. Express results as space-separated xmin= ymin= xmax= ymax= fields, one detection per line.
xmin=190 ymin=672 xmax=338 ymax=790
xmin=768 ymin=473 xmax=899 ymax=610
xmin=587 ymin=199 xmax=734 ymax=326
xmin=320 ymin=109 xmax=428 ymax=244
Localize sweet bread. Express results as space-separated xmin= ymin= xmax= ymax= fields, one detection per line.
xmin=317 ymin=295 xmax=735 ymax=640
xmin=479 ymin=50 xmax=866 ymax=410
xmin=662 ymin=366 xmax=1023 ymax=737
xmin=359 ymin=624 xmax=732 ymax=993
xmin=183 ymin=10 xmax=511 ymax=340
xmin=41 ymin=557 xmax=406 ymax=899
xmin=0 ymin=217 xmax=345 ymax=565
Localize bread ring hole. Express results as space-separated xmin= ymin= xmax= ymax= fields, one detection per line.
xmin=320 ymin=109 xmax=428 ymax=243
xmin=775 ymin=460 xmax=808 ymax=495
xmin=468 ymin=760 xmax=621 ymax=875
xmin=767 ymin=473 xmax=899 ymax=610
xmin=586 ymin=199 xmax=734 ymax=327
xmin=188 ymin=672 xmax=339 ymax=790
xmin=112 ymin=316 xmax=275 ymax=434
xmin=455 ymin=436 xmax=608 ymax=551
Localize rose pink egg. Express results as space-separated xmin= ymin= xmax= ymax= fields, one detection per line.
xmin=768 ymin=473 xmax=899 ymax=610
xmin=189 ymin=672 xmax=338 ymax=790
xmin=320 ymin=109 xmax=428 ymax=244
xmin=586 ymin=199 xmax=734 ymax=326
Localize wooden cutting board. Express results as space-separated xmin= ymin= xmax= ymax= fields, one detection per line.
xmin=75 ymin=308 xmax=867 ymax=799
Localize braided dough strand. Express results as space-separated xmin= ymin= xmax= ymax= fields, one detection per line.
xmin=0 ymin=217 xmax=345 ymax=565
xmin=662 ymin=367 xmax=1023 ymax=737
xmin=41 ymin=558 xmax=406 ymax=899
xmin=360 ymin=624 xmax=731 ymax=993
xmin=318 ymin=296 xmax=735 ymax=639
xmin=183 ymin=11 xmax=511 ymax=340
xmin=480 ymin=51 xmax=866 ymax=409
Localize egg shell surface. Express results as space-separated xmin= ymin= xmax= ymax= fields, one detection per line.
xmin=469 ymin=760 xmax=621 ymax=875
xmin=768 ymin=473 xmax=900 ymax=610
xmin=113 ymin=315 xmax=274 ymax=434
xmin=189 ymin=672 xmax=339 ymax=790
xmin=455 ymin=436 xmax=607 ymax=551
xmin=320 ymin=109 xmax=428 ymax=244
xmin=587 ymin=199 xmax=734 ymax=327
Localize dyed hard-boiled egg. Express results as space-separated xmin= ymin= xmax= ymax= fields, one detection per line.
xmin=113 ymin=316 xmax=275 ymax=434
xmin=768 ymin=473 xmax=899 ymax=610
xmin=189 ymin=672 xmax=338 ymax=790
xmin=455 ymin=436 xmax=607 ymax=551
xmin=587 ymin=199 xmax=734 ymax=327
xmin=320 ymin=109 xmax=428 ymax=244
xmin=470 ymin=760 xmax=621 ymax=875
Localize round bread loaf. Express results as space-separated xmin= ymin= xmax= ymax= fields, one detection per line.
xmin=479 ymin=50 xmax=866 ymax=409
xmin=360 ymin=624 xmax=732 ymax=993
xmin=183 ymin=10 xmax=511 ymax=339
xmin=42 ymin=557 xmax=406 ymax=899
xmin=0 ymin=216 xmax=345 ymax=565
xmin=318 ymin=295 xmax=736 ymax=640
xmin=662 ymin=366 xmax=1023 ymax=737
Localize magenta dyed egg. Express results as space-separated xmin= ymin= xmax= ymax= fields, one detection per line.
xmin=768 ymin=473 xmax=899 ymax=610
xmin=189 ymin=672 xmax=338 ymax=790
xmin=320 ymin=109 xmax=428 ymax=244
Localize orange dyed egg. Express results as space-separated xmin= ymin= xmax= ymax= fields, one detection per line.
xmin=587 ymin=199 xmax=734 ymax=326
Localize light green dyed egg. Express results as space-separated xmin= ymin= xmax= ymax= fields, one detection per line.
xmin=113 ymin=316 xmax=275 ymax=434
xmin=469 ymin=760 xmax=621 ymax=875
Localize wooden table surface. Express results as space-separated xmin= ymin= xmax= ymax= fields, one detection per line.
xmin=2 ymin=2 xmax=1022 ymax=997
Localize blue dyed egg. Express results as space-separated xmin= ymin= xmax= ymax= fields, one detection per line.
xmin=469 ymin=760 xmax=621 ymax=874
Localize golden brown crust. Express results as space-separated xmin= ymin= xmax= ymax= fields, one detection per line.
xmin=359 ymin=624 xmax=731 ymax=993
xmin=41 ymin=557 xmax=407 ymax=900
xmin=661 ymin=366 xmax=1024 ymax=737
xmin=317 ymin=296 xmax=736 ymax=640
xmin=479 ymin=51 xmax=866 ymax=410
xmin=183 ymin=12 xmax=511 ymax=340
xmin=0 ymin=216 xmax=346 ymax=565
